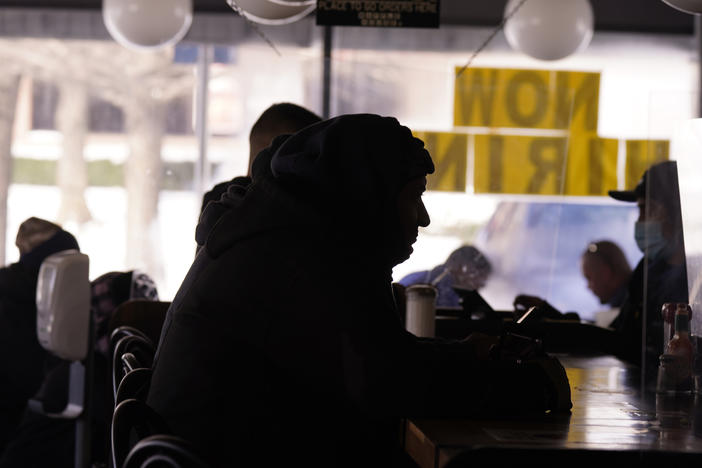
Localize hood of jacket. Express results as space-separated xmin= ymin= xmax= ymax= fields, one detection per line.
xmin=196 ymin=114 xmax=435 ymax=267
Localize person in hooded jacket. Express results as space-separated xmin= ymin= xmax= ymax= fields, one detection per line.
xmin=0 ymin=217 xmax=79 ymax=454
xmin=148 ymin=114 xmax=571 ymax=468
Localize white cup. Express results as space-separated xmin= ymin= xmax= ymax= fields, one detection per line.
xmin=405 ymin=284 xmax=437 ymax=338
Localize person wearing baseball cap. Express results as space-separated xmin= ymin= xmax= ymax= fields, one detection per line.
xmin=607 ymin=160 xmax=688 ymax=372
xmin=149 ymin=114 xmax=571 ymax=468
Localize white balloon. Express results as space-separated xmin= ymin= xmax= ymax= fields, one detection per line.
xmin=504 ymin=0 xmax=594 ymax=61
xmin=661 ymin=0 xmax=702 ymax=14
xmin=103 ymin=0 xmax=193 ymax=51
xmin=232 ymin=0 xmax=316 ymax=25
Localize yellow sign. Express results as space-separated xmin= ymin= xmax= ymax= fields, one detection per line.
xmin=566 ymin=135 xmax=619 ymax=196
xmin=414 ymin=131 xmax=467 ymax=192
xmin=412 ymin=66 xmax=672 ymax=195
xmin=624 ymin=140 xmax=670 ymax=189
xmin=473 ymin=134 xmax=618 ymax=196
xmin=453 ymin=67 xmax=600 ymax=132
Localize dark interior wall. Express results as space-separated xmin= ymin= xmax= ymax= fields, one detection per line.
xmin=0 ymin=0 xmax=695 ymax=34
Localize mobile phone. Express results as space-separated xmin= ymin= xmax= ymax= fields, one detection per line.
xmin=516 ymin=306 xmax=539 ymax=324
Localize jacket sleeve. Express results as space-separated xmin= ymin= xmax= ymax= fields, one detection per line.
xmin=339 ymin=285 xmax=571 ymax=419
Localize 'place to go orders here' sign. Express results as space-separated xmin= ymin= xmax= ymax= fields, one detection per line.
xmin=316 ymin=0 xmax=440 ymax=28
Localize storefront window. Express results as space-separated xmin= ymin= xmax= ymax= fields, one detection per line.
xmin=330 ymin=25 xmax=696 ymax=322
xmin=1 ymin=17 xmax=322 ymax=300
xmin=0 ymin=12 xmax=696 ymax=327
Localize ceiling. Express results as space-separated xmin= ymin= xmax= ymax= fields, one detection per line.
xmin=1 ymin=0 xmax=696 ymax=34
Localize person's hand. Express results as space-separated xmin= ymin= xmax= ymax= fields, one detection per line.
xmin=461 ymin=332 xmax=500 ymax=360
xmin=513 ymin=294 xmax=546 ymax=311
xmin=514 ymin=295 xmax=566 ymax=321
xmin=513 ymin=294 xmax=546 ymax=321
xmin=494 ymin=333 xmax=545 ymax=360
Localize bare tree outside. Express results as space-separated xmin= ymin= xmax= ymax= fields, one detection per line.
xmin=56 ymin=80 xmax=91 ymax=225
xmin=0 ymin=72 xmax=20 ymax=266
xmin=0 ymin=38 xmax=196 ymax=278
xmin=124 ymin=97 xmax=167 ymax=278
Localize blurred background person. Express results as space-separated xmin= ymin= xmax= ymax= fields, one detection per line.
xmin=0 ymin=217 xmax=79 ymax=455
xmin=0 ymin=270 xmax=159 ymax=468
xmin=607 ymin=160 xmax=687 ymax=369
xmin=513 ymin=161 xmax=688 ymax=371
xmin=196 ymin=103 xmax=322 ymax=255
xmin=399 ymin=245 xmax=492 ymax=307
xmin=200 ymin=102 xmax=322 ymax=215
xmin=580 ymin=240 xmax=632 ymax=328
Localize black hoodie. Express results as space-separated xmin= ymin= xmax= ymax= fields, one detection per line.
xmin=0 ymin=229 xmax=79 ymax=452
xmin=149 ymin=114 xmax=569 ymax=468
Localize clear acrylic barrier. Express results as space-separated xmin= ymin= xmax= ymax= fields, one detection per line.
xmin=672 ymin=117 xmax=702 ymax=338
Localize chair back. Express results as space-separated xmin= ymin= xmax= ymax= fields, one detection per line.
xmin=123 ymin=435 xmax=212 ymax=468
xmin=108 ymin=303 xmax=209 ymax=468
xmin=115 ymin=367 xmax=152 ymax=406
xmin=111 ymin=398 xmax=170 ymax=468
xmin=108 ymin=300 xmax=170 ymax=349
xmin=112 ymin=332 xmax=155 ymax=401
xmin=110 ymin=325 xmax=151 ymax=349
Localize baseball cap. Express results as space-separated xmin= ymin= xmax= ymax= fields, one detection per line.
xmin=608 ymin=160 xmax=679 ymax=205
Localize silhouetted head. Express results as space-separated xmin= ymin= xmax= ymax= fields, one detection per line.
xmin=91 ymin=270 xmax=159 ymax=355
xmin=14 ymin=217 xmax=80 ymax=270
xmin=609 ymin=160 xmax=684 ymax=263
xmin=248 ymin=103 xmax=322 ymax=175
xmin=253 ymin=113 xmax=435 ymax=269
xmin=15 ymin=217 xmax=62 ymax=256
xmin=581 ymin=240 xmax=631 ymax=304
xmin=445 ymin=245 xmax=492 ymax=290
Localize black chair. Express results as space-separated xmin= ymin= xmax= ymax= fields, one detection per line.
xmin=111 ymin=333 xmax=155 ymax=401
xmin=111 ymin=399 xmax=212 ymax=468
xmin=109 ymin=324 xmax=209 ymax=468
xmin=110 ymin=326 xmax=151 ymax=350
xmin=111 ymin=398 xmax=169 ymax=468
xmin=115 ymin=367 xmax=152 ymax=406
xmin=123 ymin=435 xmax=212 ymax=468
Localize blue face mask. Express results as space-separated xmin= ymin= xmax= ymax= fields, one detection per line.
xmin=634 ymin=221 xmax=668 ymax=261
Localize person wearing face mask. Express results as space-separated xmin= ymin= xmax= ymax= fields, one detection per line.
xmin=608 ymin=160 xmax=688 ymax=371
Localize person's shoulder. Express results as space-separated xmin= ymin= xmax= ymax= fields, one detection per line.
xmin=0 ymin=262 xmax=30 ymax=289
xmin=399 ymin=270 xmax=428 ymax=286
xmin=201 ymin=176 xmax=252 ymax=210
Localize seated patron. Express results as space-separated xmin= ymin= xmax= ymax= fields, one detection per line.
xmin=580 ymin=240 xmax=632 ymax=328
xmin=399 ymin=245 xmax=492 ymax=308
xmin=148 ymin=114 xmax=571 ymax=468
xmin=0 ymin=218 xmax=80 ymax=454
xmin=608 ymin=160 xmax=687 ymax=368
xmin=199 ymin=103 xmax=322 ymax=218
xmin=196 ymin=103 xmax=322 ymax=255
xmin=0 ymin=270 xmax=160 ymax=468
xmin=513 ymin=161 xmax=687 ymax=371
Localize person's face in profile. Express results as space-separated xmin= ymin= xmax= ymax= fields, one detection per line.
xmin=391 ymin=176 xmax=430 ymax=266
xmin=248 ymin=132 xmax=276 ymax=176
xmin=448 ymin=264 xmax=487 ymax=291
xmin=581 ymin=255 xmax=615 ymax=304
xmin=637 ymin=197 xmax=672 ymax=238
